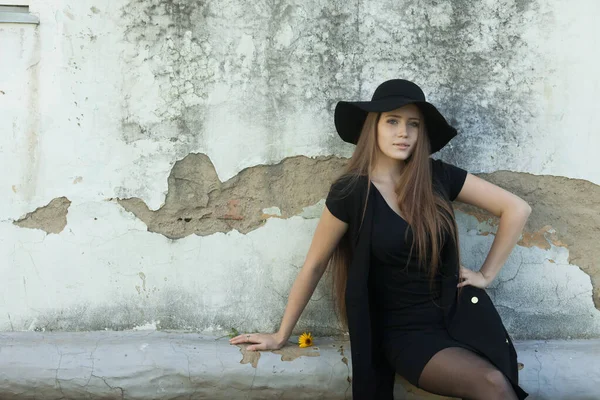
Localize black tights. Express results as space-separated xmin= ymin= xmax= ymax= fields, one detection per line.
xmin=418 ymin=347 xmax=518 ymax=400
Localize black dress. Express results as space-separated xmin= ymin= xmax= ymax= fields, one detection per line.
xmin=368 ymin=161 xmax=475 ymax=387
xmin=325 ymin=159 xmax=528 ymax=399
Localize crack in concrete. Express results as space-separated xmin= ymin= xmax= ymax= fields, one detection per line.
xmin=533 ymin=349 xmax=542 ymax=395
xmin=85 ymin=335 xmax=109 ymax=387
xmin=169 ymin=340 xmax=192 ymax=385
xmin=494 ymin=254 xmax=525 ymax=285
xmin=53 ymin=344 xmax=68 ymax=400
xmin=338 ymin=344 xmax=351 ymax=398
xmin=91 ymin=374 xmax=125 ymax=399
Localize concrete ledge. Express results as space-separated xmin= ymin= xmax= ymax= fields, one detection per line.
xmin=0 ymin=332 xmax=598 ymax=399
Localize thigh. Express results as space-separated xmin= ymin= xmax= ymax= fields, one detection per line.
xmin=417 ymin=347 xmax=515 ymax=400
xmin=381 ymin=330 xmax=449 ymax=387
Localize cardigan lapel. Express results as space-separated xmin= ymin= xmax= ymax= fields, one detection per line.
xmin=345 ymin=179 xmax=395 ymax=399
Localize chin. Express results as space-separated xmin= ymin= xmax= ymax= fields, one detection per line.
xmin=389 ymin=150 xmax=414 ymax=161
xmin=389 ymin=154 xmax=411 ymax=162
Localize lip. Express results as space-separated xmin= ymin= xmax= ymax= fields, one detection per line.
xmin=393 ymin=144 xmax=410 ymax=149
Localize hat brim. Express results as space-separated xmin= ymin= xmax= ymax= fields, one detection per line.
xmin=334 ymin=97 xmax=457 ymax=154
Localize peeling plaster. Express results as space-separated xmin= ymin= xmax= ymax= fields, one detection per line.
xmin=117 ymin=153 xmax=347 ymax=239
xmin=455 ymin=170 xmax=600 ymax=310
xmin=13 ymin=197 xmax=71 ymax=234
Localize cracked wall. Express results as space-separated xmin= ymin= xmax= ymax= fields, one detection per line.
xmin=456 ymin=171 xmax=600 ymax=312
xmin=1 ymin=197 xmax=345 ymax=335
xmin=116 ymin=152 xmax=600 ymax=314
xmin=1 ymin=0 xmax=599 ymax=338
xmin=454 ymin=172 xmax=600 ymax=338
xmin=3 ymin=154 xmax=598 ymax=338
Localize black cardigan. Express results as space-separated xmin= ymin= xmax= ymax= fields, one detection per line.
xmin=325 ymin=159 xmax=528 ymax=399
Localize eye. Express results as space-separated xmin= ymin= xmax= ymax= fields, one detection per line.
xmin=410 ymin=121 xmax=420 ymax=128
xmin=387 ymin=119 xmax=398 ymax=125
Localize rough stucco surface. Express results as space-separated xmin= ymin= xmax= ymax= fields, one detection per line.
xmin=0 ymin=0 xmax=599 ymax=341
xmin=0 ymin=199 xmax=343 ymax=335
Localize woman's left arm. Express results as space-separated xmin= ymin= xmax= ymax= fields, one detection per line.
xmin=455 ymin=173 xmax=532 ymax=288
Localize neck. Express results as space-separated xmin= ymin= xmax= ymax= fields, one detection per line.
xmin=371 ymin=154 xmax=405 ymax=184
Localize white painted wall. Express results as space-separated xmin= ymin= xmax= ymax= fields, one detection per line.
xmin=0 ymin=0 xmax=599 ymax=336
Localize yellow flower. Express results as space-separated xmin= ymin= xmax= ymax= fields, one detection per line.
xmin=298 ymin=332 xmax=314 ymax=348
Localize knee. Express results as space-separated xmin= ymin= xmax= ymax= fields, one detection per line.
xmin=483 ymin=370 xmax=514 ymax=398
xmin=484 ymin=369 xmax=505 ymax=388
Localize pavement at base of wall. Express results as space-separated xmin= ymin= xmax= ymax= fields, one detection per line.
xmin=0 ymin=331 xmax=598 ymax=399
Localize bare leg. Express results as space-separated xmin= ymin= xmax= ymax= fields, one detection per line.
xmin=417 ymin=347 xmax=518 ymax=400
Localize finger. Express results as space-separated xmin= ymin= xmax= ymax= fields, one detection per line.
xmin=457 ymin=279 xmax=470 ymax=288
xmin=230 ymin=334 xmax=256 ymax=344
xmin=229 ymin=334 xmax=245 ymax=343
xmin=247 ymin=342 xmax=267 ymax=352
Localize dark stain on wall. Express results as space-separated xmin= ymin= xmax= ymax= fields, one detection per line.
xmin=118 ymin=0 xmax=557 ymax=178
xmin=119 ymin=0 xmax=363 ymax=158
xmin=358 ymin=0 xmax=552 ymax=171
xmin=120 ymin=0 xmax=212 ymax=149
xmin=119 ymin=0 xmax=555 ymax=168
xmin=438 ymin=0 xmax=551 ymax=168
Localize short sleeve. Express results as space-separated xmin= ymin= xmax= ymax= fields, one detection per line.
xmin=431 ymin=159 xmax=468 ymax=201
xmin=325 ymin=178 xmax=353 ymax=223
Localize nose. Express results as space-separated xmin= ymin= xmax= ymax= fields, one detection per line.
xmin=398 ymin=125 xmax=408 ymax=138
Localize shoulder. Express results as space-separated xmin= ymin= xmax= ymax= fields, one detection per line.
xmin=429 ymin=158 xmax=469 ymax=201
xmin=326 ymin=174 xmax=368 ymax=223
xmin=429 ymin=157 xmax=466 ymax=178
xmin=327 ymin=174 xmax=369 ymax=207
xmin=329 ymin=174 xmax=369 ymax=195
xmin=430 ymin=157 xmax=452 ymax=175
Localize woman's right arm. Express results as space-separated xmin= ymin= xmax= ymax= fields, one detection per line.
xmin=229 ymin=205 xmax=349 ymax=351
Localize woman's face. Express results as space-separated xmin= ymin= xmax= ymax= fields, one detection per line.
xmin=376 ymin=104 xmax=421 ymax=161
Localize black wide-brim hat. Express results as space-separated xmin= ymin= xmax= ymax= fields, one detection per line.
xmin=334 ymin=79 xmax=457 ymax=154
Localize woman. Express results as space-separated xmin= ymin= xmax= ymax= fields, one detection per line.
xmin=230 ymin=79 xmax=530 ymax=399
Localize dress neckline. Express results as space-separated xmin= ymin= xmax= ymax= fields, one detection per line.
xmin=370 ymin=181 xmax=408 ymax=224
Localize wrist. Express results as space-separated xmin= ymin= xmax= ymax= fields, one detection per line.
xmin=479 ymin=270 xmax=493 ymax=284
xmin=275 ymin=331 xmax=288 ymax=347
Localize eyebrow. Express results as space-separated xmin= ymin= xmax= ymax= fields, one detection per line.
xmin=385 ymin=114 xmax=420 ymax=120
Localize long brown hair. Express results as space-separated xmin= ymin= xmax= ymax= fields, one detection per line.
xmin=328 ymin=110 xmax=460 ymax=328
